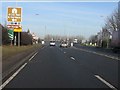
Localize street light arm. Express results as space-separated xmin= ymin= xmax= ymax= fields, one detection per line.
xmin=35 ymin=14 xmax=39 ymax=15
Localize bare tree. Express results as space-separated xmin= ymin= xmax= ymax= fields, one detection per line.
xmin=89 ymin=35 xmax=97 ymax=44
xmin=44 ymin=34 xmax=53 ymax=41
xmin=118 ymin=1 xmax=120 ymax=30
xmin=105 ymin=9 xmax=119 ymax=32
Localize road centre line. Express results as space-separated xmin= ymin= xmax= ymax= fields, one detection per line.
xmin=94 ymin=75 xmax=117 ymax=90
xmin=73 ymin=47 xmax=120 ymax=61
xmin=41 ymin=47 xmax=44 ymax=49
xmin=0 ymin=63 xmax=28 ymax=89
xmin=70 ymin=57 xmax=75 ymax=60
xmin=29 ymin=52 xmax=38 ymax=61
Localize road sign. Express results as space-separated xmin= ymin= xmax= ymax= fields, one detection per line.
xmin=14 ymin=28 xmax=22 ymax=32
xmin=7 ymin=24 xmax=22 ymax=29
xmin=8 ymin=29 xmax=14 ymax=40
xmin=7 ymin=7 xmax=22 ymax=22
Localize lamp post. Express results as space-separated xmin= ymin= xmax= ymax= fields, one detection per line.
xmin=35 ymin=13 xmax=47 ymax=41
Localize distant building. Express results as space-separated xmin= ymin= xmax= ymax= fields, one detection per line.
xmin=31 ymin=33 xmax=39 ymax=44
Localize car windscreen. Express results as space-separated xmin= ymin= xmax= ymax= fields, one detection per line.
xmin=50 ymin=41 xmax=55 ymax=43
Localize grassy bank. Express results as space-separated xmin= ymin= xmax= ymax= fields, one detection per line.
xmin=2 ymin=44 xmax=42 ymax=60
xmin=0 ymin=46 xmax=2 ymax=60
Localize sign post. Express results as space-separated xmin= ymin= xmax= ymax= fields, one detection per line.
xmin=7 ymin=7 xmax=22 ymax=46
xmin=14 ymin=28 xmax=22 ymax=46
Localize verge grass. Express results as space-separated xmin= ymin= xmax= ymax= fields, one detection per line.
xmin=2 ymin=44 xmax=42 ymax=60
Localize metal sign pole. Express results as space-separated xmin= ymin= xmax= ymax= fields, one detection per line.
xmin=7 ymin=6 xmax=22 ymax=47
xmin=18 ymin=32 xmax=20 ymax=46
xmin=14 ymin=35 xmax=16 ymax=46
xmin=11 ymin=40 xmax=12 ymax=46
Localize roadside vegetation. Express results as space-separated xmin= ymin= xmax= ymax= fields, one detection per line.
xmin=0 ymin=23 xmax=42 ymax=60
xmin=2 ymin=44 xmax=42 ymax=60
xmin=85 ymin=8 xmax=119 ymax=49
xmin=0 ymin=46 xmax=2 ymax=59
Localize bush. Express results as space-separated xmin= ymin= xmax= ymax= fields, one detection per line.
xmin=102 ymin=40 xmax=107 ymax=48
xmin=1 ymin=24 xmax=10 ymax=45
xmin=21 ymin=32 xmax=33 ymax=45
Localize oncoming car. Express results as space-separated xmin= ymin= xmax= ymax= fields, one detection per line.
xmin=49 ymin=40 xmax=55 ymax=46
xmin=60 ymin=41 xmax=69 ymax=48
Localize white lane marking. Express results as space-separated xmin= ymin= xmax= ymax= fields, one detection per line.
xmin=73 ymin=47 xmax=120 ymax=61
xmin=41 ymin=47 xmax=44 ymax=49
xmin=29 ymin=52 xmax=38 ymax=61
xmin=64 ymin=52 xmax=66 ymax=54
xmin=0 ymin=63 xmax=28 ymax=89
xmin=95 ymin=75 xmax=117 ymax=90
xmin=70 ymin=57 xmax=75 ymax=60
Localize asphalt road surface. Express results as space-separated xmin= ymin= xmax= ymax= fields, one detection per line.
xmin=3 ymin=43 xmax=118 ymax=89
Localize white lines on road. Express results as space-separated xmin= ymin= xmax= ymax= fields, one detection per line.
xmin=73 ymin=47 xmax=120 ymax=61
xmin=0 ymin=63 xmax=27 ymax=89
xmin=0 ymin=52 xmax=38 ymax=89
xmin=41 ymin=46 xmax=45 ymax=49
xmin=64 ymin=52 xmax=66 ymax=54
xmin=70 ymin=57 xmax=76 ymax=60
xmin=29 ymin=52 xmax=38 ymax=61
xmin=95 ymin=75 xmax=117 ymax=90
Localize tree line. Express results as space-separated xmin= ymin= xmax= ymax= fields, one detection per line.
xmin=89 ymin=7 xmax=119 ymax=48
xmin=44 ymin=34 xmax=85 ymax=43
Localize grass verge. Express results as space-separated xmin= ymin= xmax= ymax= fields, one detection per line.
xmin=2 ymin=44 xmax=42 ymax=60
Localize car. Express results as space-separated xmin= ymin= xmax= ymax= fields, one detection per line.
xmin=60 ymin=41 xmax=68 ymax=48
xmin=73 ymin=39 xmax=78 ymax=44
xmin=49 ymin=40 xmax=55 ymax=46
xmin=41 ymin=40 xmax=45 ymax=45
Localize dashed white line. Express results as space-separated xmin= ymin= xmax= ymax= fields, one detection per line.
xmin=70 ymin=57 xmax=75 ymax=60
xmin=95 ymin=75 xmax=117 ymax=90
xmin=0 ymin=63 xmax=27 ymax=89
xmin=64 ymin=52 xmax=66 ymax=54
xmin=29 ymin=52 xmax=38 ymax=61
xmin=41 ymin=47 xmax=45 ymax=49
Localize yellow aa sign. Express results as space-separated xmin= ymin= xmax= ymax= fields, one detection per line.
xmin=14 ymin=28 xmax=22 ymax=32
xmin=7 ymin=7 xmax=22 ymax=22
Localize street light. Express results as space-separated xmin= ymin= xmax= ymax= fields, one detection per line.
xmin=35 ymin=14 xmax=39 ymax=15
xmin=35 ymin=13 xmax=47 ymax=40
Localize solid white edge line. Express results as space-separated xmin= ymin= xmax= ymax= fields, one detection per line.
xmin=73 ymin=47 xmax=120 ymax=61
xmin=1 ymin=52 xmax=38 ymax=89
xmin=0 ymin=63 xmax=27 ymax=89
xmin=95 ymin=75 xmax=117 ymax=90
xmin=29 ymin=52 xmax=38 ymax=61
